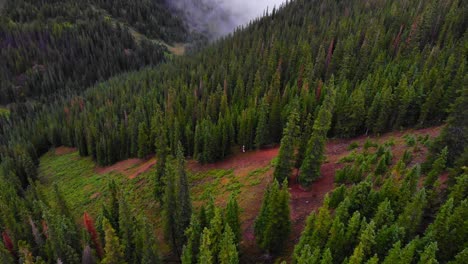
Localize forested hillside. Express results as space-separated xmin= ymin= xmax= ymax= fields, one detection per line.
xmin=0 ymin=0 xmax=467 ymax=263
xmin=0 ymin=0 xmax=187 ymax=104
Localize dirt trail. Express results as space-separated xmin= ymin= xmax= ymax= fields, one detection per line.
xmin=188 ymin=147 xmax=279 ymax=173
xmin=95 ymin=157 xmax=157 ymax=178
xmin=54 ymin=146 xmax=77 ymax=155
xmin=185 ymin=126 xmax=443 ymax=259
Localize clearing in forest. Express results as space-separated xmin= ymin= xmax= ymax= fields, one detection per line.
xmin=38 ymin=126 xmax=443 ymax=258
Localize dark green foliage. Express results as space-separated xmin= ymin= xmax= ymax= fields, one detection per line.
xmin=255 ymin=99 xmax=270 ymax=149
xmin=274 ymin=107 xmax=300 ymax=182
xmin=0 ymin=0 xmax=467 ymax=261
xmin=101 ymin=218 xmax=126 ymax=264
xmin=299 ymin=82 xmax=336 ymax=186
xmin=198 ymin=228 xmax=213 ymax=264
xmin=424 ymin=147 xmax=448 ymax=189
xmin=163 ymin=146 xmax=192 ymax=257
xmin=254 ymin=179 xmax=291 ymax=254
xmin=137 ymin=122 xmax=151 ymax=159
xmin=430 ymin=80 xmax=468 ymax=166
xmin=0 ymin=0 xmax=175 ymax=105
xmin=218 ymin=225 xmax=239 ymax=264
xmin=225 ymin=195 xmax=241 ymax=245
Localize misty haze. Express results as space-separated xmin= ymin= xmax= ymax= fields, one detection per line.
xmin=167 ymin=0 xmax=288 ymax=39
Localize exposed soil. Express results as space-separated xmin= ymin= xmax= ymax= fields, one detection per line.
xmin=95 ymin=157 xmax=157 ymax=179
xmin=129 ymin=158 xmax=157 ymax=179
xmin=54 ymin=146 xmax=77 ymax=155
xmin=188 ymin=147 xmax=279 ymax=173
xmin=185 ymin=126 xmax=443 ymax=263
xmin=95 ymin=158 xmax=142 ymax=175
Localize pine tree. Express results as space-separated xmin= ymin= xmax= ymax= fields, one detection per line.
xmin=254 ymin=184 xmax=271 ymax=247
xmin=218 ymin=225 xmax=239 ymax=264
xmin=153 ymin=109 xmax=169 ymax=204
xmin=137 ymin=122 xmax=150 ymax=158
xmin=52 ymin=184 xmax=71 ymax=219
xmin=163 ymin=143 xmax=192 ymax=258
xmin=198 ymin=228 xmax=213 ymax=264
xmin=208 ymin=207 xmax=224 ymax=260
xmin=321 ymin=248 xmax=333 ymax=264
xmin=163 ymin=155 xmax=180 ymax=255
xmin=181 ymin=245 xmax=192 ymax=264
xmin=103 ymin=180 xmax=120 ymax=233
xmin=296 ymin=245 xmax=320 ymax=264
xmin=296 ymin=113 xmax=313 ymax=168
xmin=176 ymin=143 xmax=192 ymax=248
xmin=101 ymin=218 xmax=126 ymax=264
xmin=433 ymin=72 xmax=467 ymax=165
xmin=118 ymin=194 xmax=135 ymax=261
xmin=225 ymin=195 xmax=241 ymax=245
xmin=424 ymin=147 xmax=448 ymax=189
xmin=397 ymin=189 xmax=427 ymax=241
xmin=184 ymin=213 xmax=202 ymax=263
xmin=274 ymin=107 xmax=300 ymax=183
xmin=418 ymin=242 xmax=438 ymax=264
xmin=135 ymin=217 xmax=161 ymax=264
xmin=255 ymin=99 xmax=270 ymax=149
xmin=448 ymin=248 xmax=468 ymax=264
xmin=255 ymin=179 xmax=291 ymax=253
xmin=299 ymin=81 xmax=336 ymax=186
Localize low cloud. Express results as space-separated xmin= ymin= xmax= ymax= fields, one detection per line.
xmin=167 ymin=0 xmax=288 ymax=39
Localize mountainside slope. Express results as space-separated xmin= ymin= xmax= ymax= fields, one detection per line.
xmin=0 ymin=0 xmax=188 ymax=105
xmin=0 ymin=0 xmax=467 ymax=263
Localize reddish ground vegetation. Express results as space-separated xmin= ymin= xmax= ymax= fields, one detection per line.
xmin=95 ymin=157 xmax=157 ymax=179
xmin=186 ymin=126 xmax=443 ymax=261
xmin=95 ymin=158 xmax=142 ymax=175
xmin=2 ymin=231 xmax=14 ymax=257
xmin=129 ymin=158 xmax=157 ymax=179
xmin=188 ymin=147 xmax=279 ymax=173
xmin=54 ymin=146 xmax=77 ymax=155
xmin=83 ymin=212 xmax=103 ymax=258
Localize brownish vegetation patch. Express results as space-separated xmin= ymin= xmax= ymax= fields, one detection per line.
xmin=54 ymin=146 xmax=78 ymax=155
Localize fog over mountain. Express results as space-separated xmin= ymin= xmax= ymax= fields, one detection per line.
xmin=166 ymin=0 xmax=288 ymax=39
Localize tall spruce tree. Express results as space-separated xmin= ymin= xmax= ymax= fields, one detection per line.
xmin=101 ymin=218 xmax=126 ymax=264
xmin=225 ymin=195 xmax=241 ymax=245
xmin=254 ymin=179 xmax=291 ymax=254
xmin=255 ymin=99 xmax=270 ymax=149
xmin=299 ymin=81 xmax=337 ymax=186
xmin=218 ymin=225 xmax=239 ymax=264
xmin=274 ymin=106 xmax=300 ymax=183
xmin=163 ymin=143 xmax=192 ymax=258
xmin=198 ymin=228 xmax=213 ymax=264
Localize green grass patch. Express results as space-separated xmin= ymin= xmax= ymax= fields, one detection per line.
xmin=38 ymin=151 xmax=157 ymax=222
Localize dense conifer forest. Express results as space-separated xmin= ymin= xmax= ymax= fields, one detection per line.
xmin=0 ymin=0 xmax=187 ymax=104
xmin=0 ymin=0 xmax=466 ymax=263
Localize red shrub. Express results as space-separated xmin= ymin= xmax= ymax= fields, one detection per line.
xmin=83 ymin=212 xmax=103 ymax=258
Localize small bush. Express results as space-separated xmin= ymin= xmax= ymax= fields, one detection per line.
xmin=384 ymin=137 xmax=396 ymax=147
xmin=339 ymin=151 xmax=358 ymax=163
xmin=364 ymin=138 xmax=378 ymax=150
xmin=329 ymin=185 xmax=347 ymax=208
xmin=347 ymin=142 xmax=360 ymax=151
xmin=404 ymin=134 xmax=417 ymax=147
xmin=402 ymin=149 xmax=413 ymax=165
xmin=375 ymin=157 xmax=388 ymax=175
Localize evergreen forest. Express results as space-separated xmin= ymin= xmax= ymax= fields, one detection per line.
xmin=0 ymin=0 xmax=467 ymax=263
